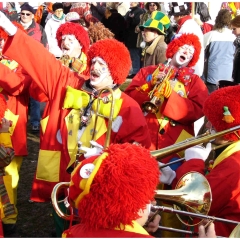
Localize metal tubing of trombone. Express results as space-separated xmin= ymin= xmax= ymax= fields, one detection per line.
xmin=152 ymin=206 xmax=240 ymax=225
xmin=158 ymin=225 xmax=198 ymax=236
xmin=159 ymin=142 xmax=233 ymax=169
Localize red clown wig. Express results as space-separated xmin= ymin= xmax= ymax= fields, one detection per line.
xmin=56 ymin=22 xmax=90 ymax=54
xmin=203 ymin=85 xmax=240 ymax=141
xmin=166 ymin=33 xmax=201 ymax=67
xmin=68 ymin=143 xmax=160 ymax=230
xmin=88 ymin=39 xmax=131 ymax=84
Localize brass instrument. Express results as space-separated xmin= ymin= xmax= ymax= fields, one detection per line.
xmin=159 ymin=141 xmax=234 ymax=169
xmin=91 ymin=86 xmax=115 ymax=149
xmin=151 ymin=125 xmax=240 ymax=161
xmin=142 ymin=59 xmax=173 ymax=114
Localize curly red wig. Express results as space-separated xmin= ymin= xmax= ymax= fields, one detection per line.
xmin=56 ymin=22 xmax=90 ymax=54
xmin=69 ymin=143 xmax=159 ymax=230
xmin=87 ymin=39 xmax=131 ymax=84
xmin=166 ymin=33 xmax=201 ymax=67
xmin=203 ymin=85 xmax=240 ymax=141
xmin=0 ymin=94 xmax=7 ymax=120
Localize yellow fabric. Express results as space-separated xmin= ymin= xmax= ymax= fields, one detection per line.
xmin=75 ymin=152 xmax=108 ymax=207
xmin=175 ymin=130 xmax=193 ymax=158
xmin=0 ymin=59 xmax=18 ymax=71
xmin=115 ymin=220 xmax=149 ymax=235
xmin=4 ymin=109 xmax=19 ymax=136
xmin=36 ymin=150 xmax=61 ymax=182
xmin=0 ymin=133 xmax=12 ymax=148
xmin=40 ymin=115 xmax=49 ymax=135
xmin=229 ymin=2 xmax=237 ymax=17
xmin=63 ymin=86 xmax=90 ymax=109
xmin=213 ymin=140 xmax=240 ymax=169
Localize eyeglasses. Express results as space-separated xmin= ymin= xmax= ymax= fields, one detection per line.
xmin=149 ymin=4 xmax=156 ymax=6
xmin=21 ymin=12 xmax=31 ymax=16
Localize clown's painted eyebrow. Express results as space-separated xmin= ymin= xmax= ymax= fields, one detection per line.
xmin=91 ymin=57 xmax=107 ymax=65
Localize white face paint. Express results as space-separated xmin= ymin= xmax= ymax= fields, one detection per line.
xmin=173 ymin=44 xmax=195 ymax=67
xmin=61 ymin=34 xmax=82 ymax=57
xmin=90 ymin=57 xmax=113 ymax=90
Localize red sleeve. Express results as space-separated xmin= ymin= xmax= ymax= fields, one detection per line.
xmin=162 ymin=74 xmax=209 ymax=124
xmin=3 ymin=29 xmax=83 ymax=100
xmin=0 ymin=63 xmax=32 ymax=96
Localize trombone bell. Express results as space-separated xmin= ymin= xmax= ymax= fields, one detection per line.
xmin=155 ymin=171 xmax=212 ymax=226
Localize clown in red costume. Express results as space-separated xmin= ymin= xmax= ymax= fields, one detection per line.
xmin=0 ymin=22 xmax=33 ymax=231
xmin=0 ymin=12 xmax=151 ymax=204
xmin=63 ymin=143 xmax=160 ymax=238
xmin=125 ymin=33 xmax=208 ymax=167
xmin=170 ymin=85 xmax=240 ymax=237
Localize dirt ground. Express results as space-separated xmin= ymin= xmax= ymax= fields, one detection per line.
xmin=6 ymin=80 xmax=132 ymax=238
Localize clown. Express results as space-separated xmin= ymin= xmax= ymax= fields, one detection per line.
xmin=0 ymin=22 xmax=32 ymax=234
xmin=0 ymin=12 xmax=152 ymax=236
xmin=56 ymin=22 xmax=90 ymax=75
xmin=125 ymin=33 xmax=208 ymax=167
xmin=171 ymin=85 xmax=240 ymax=237
xmin=63 ymin=143 xmax=160 ymax=237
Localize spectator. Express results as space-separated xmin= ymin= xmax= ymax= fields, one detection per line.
xmin=3 ymin=2 xmax=18 ymax=21
xmin=34 ymin=2 xmax=53 ymax=28
xmin=135 ymin=2 xmax=161 ymax=50
xmin=44 ymin=2 xmax=65 ymax=58
xmin=65 ymin=11 xmax=87 ymax=29
xmin=90 ymin=2 xmax=106 ymax=22
xmin=115 ymin=2 xmax=130 ymax=17
xmin=88 ymin=22 xmax=114 ymax=45
xmin=231 ymin=15 xmax=240 ymax=84
xmin=101 ymin=7 xmax=126 ymax=42
xmin=169 ymin=2 xmax=204 ymax=77
xmin=18 ymin=3 xmax=48 ymax=133
xmin=124 ymin=2 xmax=145 ymax=78
xmin=203 ymin=9 xmax=235 ymax=93
xmin=139 ymin=10 xmax=170 ymax=67
xmin=62 ymin=2 xmax=72 ymax=15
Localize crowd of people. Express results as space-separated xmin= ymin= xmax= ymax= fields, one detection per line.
xmin=0 ymin=1 xmax=239 ymax=238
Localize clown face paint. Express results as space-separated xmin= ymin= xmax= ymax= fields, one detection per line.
xmin=90 ymin=57 xmax=114 ymax=90
xmin=172 ymin=44 xmax=195 ymax=67
xmin=61 ymin=34 xmax=82 ymax=58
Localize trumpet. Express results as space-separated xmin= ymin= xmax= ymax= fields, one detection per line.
xmin=142 ymin=59 xmax=173 ymax=114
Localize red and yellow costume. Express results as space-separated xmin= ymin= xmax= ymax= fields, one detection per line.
xmin=62 ymin=143 xmax=159 ymax=238
xmin=173 ymin=85 xmax=240 ymax=237
xmin=125 ymin=34 xmax=208 ymax=163
xmin=3 ymin=30 xmax=151 ymax=202
xmin=0 ymin=23 xmax=32 ymax=224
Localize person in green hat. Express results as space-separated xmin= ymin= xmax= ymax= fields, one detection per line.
xmin=139 ymin=10 xmax=171 ymax=67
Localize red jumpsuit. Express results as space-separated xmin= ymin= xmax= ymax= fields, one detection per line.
xmin=3 ymin=30 xmax=151 ymax=202
xmin=173 ymin=141 xmax=240 ymax=237
xmin=125 ymin=65 xmax=209 ymax=163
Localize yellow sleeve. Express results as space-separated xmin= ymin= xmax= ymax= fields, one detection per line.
xmin=0 ymin=133 xmax=13 ymax=148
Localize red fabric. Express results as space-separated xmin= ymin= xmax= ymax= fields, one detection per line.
xmin=176 ymin=15 xmax=192 ymax=33
xmin=173 ymin=150 xmax=240 ymax=237
xmin=3 ymin=30 xmax=151 ymax=202
xmin=0 ymin=62 xmax=31 ymax=156
xmin=63 ymin=224 xmax=154 ymax=238
xmin=202 ymin=22 xmax=213 ymax=34
xmin=125 ymin=65 xmax=209 ymax=163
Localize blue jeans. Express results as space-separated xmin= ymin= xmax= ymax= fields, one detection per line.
xmin=30 ymin=97 xmax=40 ymax=127
xmin=129 ymin=47 xmax=141 ymax=75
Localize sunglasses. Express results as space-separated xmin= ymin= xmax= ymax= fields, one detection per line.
xmin=21 ymin=12 xmax=31 ymax=16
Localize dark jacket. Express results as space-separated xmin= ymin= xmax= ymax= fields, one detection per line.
xmin=90 ymin=2 xmax=106 ymax=21
xmin=101 ymin=9 xmax=126 ymax=43
xmin=124 ymin=6 xmax=145 ymax=48
xmin=233 ymin=37 xmax=240 ymax=84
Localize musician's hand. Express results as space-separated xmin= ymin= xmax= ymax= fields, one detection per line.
xmin=185 ymin=143 xmax=212 ymax=162
xmin=160 ymin=80 xmax=172 ymax=98
xmin=152 ymin=72 xmax=165 ymax=85
xmin=158 ymin=162 xmax=176 ymax=185
xmin=0 ymin=118 xmax=12 ymax=133
xmin=79 ymin=141 xmax=103 ymax=159
xmin=198 ymin=220 xmax=216 ymax=238
xmin=144 ymin=211 xmax=161 ymax=233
